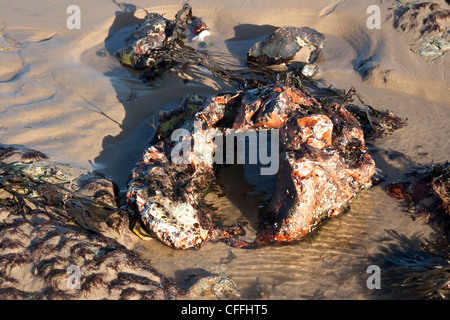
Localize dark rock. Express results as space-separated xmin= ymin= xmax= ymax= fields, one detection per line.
xmin=246 ymin=26 xmax=326 ymax=66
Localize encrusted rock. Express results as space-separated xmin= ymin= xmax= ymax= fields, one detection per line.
xmin=116 ymin=4 xmax=209 ymax=72
xmin=127 ymin=84 xmax=380 ymax=249
xmin=116 ymin=12 xmax=170 ymax=70
xmin=301 ymin=63 xmax=319 ymax=77
xmin=186 ymin=275 xmax=241 ymax=300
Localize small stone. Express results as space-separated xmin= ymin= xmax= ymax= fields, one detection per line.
xmin=96 ymin=48 xmax=108 ymax=57
xmin=187 ymin=275 xmax=241 ymax=300
xmin=301 ymin=63 xmax=319 ymax=77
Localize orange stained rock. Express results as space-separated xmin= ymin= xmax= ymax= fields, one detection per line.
xmin=128 ymin=84 xmax=377 ymax=249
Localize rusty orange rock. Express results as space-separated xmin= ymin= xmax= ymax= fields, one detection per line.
xmin=127 ymin=84 xmax=380 ymax=249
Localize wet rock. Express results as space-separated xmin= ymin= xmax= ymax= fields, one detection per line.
xmin=301 ymin=63 xmax=319 ymax=77
xmin=116 ymin=4 xmax=209 ymax=72
xmin=126 ymin=140 xmax=240 ymax=249
xmin=186 ymin=275 xmax=241 ymax=299
xmin=251 ymin=89 xmax=375 ymax=245
xmin=246 ymin=26 xmax=326 ymax=75
xmin=127 ymin=84 xmax=390 ymax=249
xmin=116 ymin=13 xmax=170 ymax=70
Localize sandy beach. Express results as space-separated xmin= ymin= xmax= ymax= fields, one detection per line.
xmin=0 ymin=0 xmax=449 ymax=300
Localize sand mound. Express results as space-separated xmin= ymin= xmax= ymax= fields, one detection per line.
xmin=0 ymin=216 xmax=181 ymax=299
xmin=0 ymin=146 xmax=182 ymax=299
xmin=0 ymin=53 xmax=23 ymax=82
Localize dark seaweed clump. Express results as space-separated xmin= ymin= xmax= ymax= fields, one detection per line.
xmin=0 ymin=146 xmax=182 ymax=300
xmin=369 ymin=230 xmax=450 ymax=300
xmin=369 ymin=163 xmax=450 ymax=300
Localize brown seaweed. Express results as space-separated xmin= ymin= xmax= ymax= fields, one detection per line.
xmin=386 ymin=162 xmax=450 ymax=239
xmin=369 ymin=230 xmax=450 ymax=299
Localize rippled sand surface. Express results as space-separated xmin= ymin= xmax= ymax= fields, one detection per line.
xmin=0 ymin=0 xmax=449 ymax=299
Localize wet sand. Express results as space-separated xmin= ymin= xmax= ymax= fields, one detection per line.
xmin=0 ymin=0 xmax=449 ymax=299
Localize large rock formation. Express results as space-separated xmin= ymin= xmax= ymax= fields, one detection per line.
xmin=127 ymin=84 xmax=381 ymax=249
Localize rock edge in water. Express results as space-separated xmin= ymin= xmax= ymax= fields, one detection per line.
xmin=126 ymin=84 xmax=394 ymax=249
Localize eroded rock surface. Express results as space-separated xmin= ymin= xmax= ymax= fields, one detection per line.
xmin=127 ymin=84 xmax=385 ymax=249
